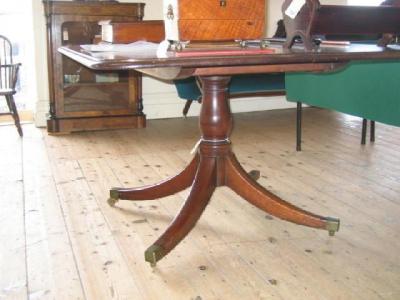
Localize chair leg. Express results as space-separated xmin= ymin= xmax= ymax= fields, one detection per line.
xmin=361 ymin=118 xmax=367 ymax=145
xmin=182 ymin=100 xmax=194 ymax=117
xmin=370 ymin=121 xmax=375 ymax=143
xmin=296 ymin=102 xmax=302 ymax=151
xmin=5 ymin=95 xmax=23 ymax=137
xmin=4 ymin=95 xmax=12 ymax=112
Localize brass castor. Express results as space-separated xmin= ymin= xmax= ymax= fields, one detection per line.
xmin=107 ymin=197 xmax=119 ymax=207
xmin=108 ymin=189 xmax=120 ymax=207
xmin=144 ymin=244 xmax=166 ymax=267
xmin=249 ymin=170 xmax=261 ymax=181
xmin=325 ymin=217 xmax=340 ymax=236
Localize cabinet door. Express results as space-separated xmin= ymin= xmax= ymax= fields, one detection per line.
xmin=45 ymin=2 xmax=146 ymax=133
xmin=54 ymin=17 xmax=139 ymax=118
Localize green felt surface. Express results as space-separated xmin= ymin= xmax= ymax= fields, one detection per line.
xmin=286 ymin=60 xmax=400 ymax=127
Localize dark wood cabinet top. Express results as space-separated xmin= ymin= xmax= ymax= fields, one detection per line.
xmin=43 ymin=1 xmax=145 ymax=17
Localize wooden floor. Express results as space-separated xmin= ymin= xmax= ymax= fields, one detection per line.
xmin=1 ymin=108 xmax=400 ymax=300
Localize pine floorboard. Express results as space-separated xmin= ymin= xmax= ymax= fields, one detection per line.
xmin=0 ymin=108 xmax=399 ymax=300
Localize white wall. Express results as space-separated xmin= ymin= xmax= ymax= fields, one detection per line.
xmin=31 ymin=0 xmax=345 ymax=126
xmin=31 ymin=0 xmax=50 ymax=126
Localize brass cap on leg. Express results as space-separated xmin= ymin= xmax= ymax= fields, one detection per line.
xmin=145 ymin=244 xmax=166 ymax=267
xmin=324 ymin=217 xmax=340 ymax=236
xmin=108 ymin=189 xmax=120 ymax=207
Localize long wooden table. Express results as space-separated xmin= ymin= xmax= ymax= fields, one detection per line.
xmin=59 ymin=43 xmax=400 ymax=267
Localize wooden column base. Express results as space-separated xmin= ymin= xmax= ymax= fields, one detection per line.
xmin=108 ymin=76 xmax=340 ymax=266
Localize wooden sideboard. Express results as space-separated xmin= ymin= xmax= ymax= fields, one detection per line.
xmin=44 ymin=0 xmax=146 ymax=134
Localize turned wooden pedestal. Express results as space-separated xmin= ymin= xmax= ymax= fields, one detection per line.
xmin=108 ymin=76 xmax=340 ymax=266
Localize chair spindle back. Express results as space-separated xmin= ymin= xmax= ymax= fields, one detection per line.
xmin=0 ymin=35 xmax=16 ymax=91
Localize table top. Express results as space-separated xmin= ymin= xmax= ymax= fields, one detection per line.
xmin=59 ymin=43 xmax=400 ymax=79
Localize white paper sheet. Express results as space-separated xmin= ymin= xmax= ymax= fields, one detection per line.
xmin=285 ymin=0 xmax=306 ymax=19
xmin=81 ymin=41 xmax=159 ymax=53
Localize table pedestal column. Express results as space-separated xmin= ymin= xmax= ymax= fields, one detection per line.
xmin=108 ymin=76 xmax=340 ymax=267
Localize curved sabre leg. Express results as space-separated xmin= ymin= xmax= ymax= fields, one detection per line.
xmin=225 ymin=153 xmax=340 ymax=236
xmin=144 ymin=156 xmax=216 ymax=266
xmin=108 ymin=155 xmax=199 ymax=206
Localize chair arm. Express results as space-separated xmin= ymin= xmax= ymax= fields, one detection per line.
xmin=11 ymin=63 xmax=21 ymax=90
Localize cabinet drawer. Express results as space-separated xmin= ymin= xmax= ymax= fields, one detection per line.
xmin=164 ymin=0 xmax=265 ymax=41
xmin=177 ymin=0 xmax=264 ymax=20
xmin=179 ymin=19 xmax=264 ymax=41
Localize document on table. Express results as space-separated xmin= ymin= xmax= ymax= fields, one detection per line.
xmin=285 ymin=0 xmax=306 ymax=19
xmin=80 ymin=41 xmax=159 ymax=53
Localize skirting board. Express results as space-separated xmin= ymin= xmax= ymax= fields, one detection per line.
xmin=34 ymin=79 xmax=295 ymax=127
xmin=143 ymin=94 xmax=295 ymax=119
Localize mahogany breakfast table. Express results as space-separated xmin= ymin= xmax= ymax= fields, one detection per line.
xmin=60 ymin=43 xmax=400 ymax=267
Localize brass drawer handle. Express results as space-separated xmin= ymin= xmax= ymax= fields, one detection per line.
xmin=167 ymin=4 xmax=174 ymax=20
xmin=220 ymin=0 xmax=227 ymax=7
